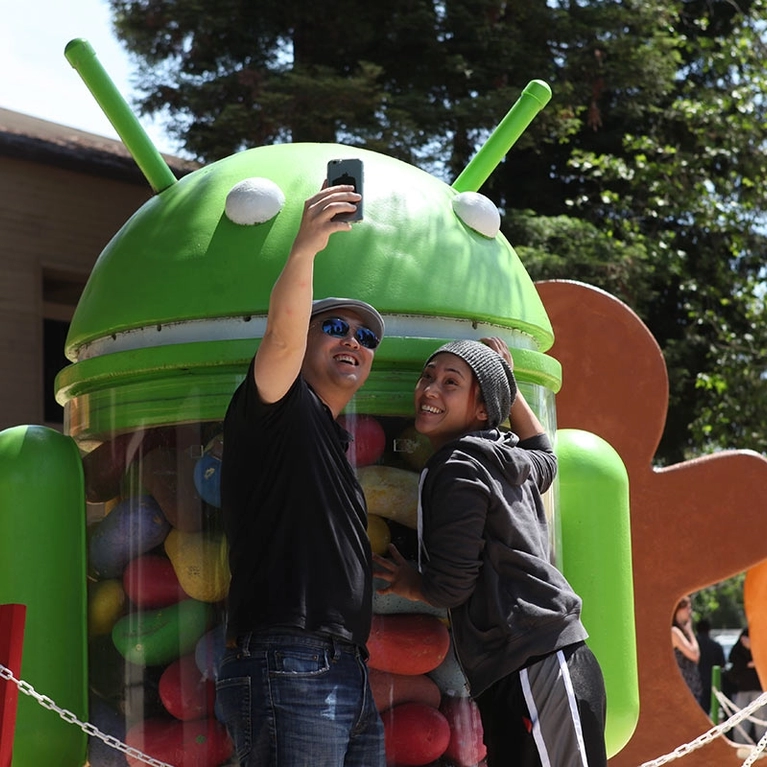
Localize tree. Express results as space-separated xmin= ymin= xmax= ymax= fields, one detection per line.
xmin=693 ymin=575 xmax=746 ymax=629
xmin=503 ymin=0 xmax=767 ymax=464
xmin=112 ymin=0 xmax=767 ymax=465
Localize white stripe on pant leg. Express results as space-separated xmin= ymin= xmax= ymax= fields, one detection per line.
xmin=556 ymin=650 xmax=589 ymax=767
xmin=521 ymin=666 xmax=553 ymax=767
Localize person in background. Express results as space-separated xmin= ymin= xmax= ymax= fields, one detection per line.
xmin=672 ymin=596 xmax=702 ymax=703
xmin=216 ymin=183 xmax=386 ymax=767
xmin=695 ymin=618 xmax=725 ymax=713
xmin=374 ymin=337 xmax=607 ymax=767
xmin=728 ymin=627 xmax=767 ymax=745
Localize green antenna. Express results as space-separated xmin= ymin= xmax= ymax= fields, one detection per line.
xmin=65 ymin=38 xmax=177 ymax=194
xmin=452 ymin=79 xmax=552 ymax=194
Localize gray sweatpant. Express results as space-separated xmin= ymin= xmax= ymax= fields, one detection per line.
xmin=475 ymin=641 xmax=607 ymax=766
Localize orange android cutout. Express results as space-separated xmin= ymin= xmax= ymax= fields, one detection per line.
xmin=537 ymin=279 xmax=767 ymax=766
xmin=744 ymin=564 xmax=767 ymax=695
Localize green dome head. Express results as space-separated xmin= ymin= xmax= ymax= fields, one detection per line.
xmin=66 ymin=142 xmax=554 ymax=360
xmin=58 ymin=40 xmax=560 ymax=432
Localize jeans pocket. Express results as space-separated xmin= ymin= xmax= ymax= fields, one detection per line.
xmin=215 ymin=675 xmax=252 ymax=762
xmin=270 ymin=645 xmax=331 ymax=676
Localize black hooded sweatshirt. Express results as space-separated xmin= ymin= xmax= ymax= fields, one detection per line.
xmin=418 ymin=429 xmax=588 ymax=697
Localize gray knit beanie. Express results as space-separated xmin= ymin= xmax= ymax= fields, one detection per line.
xmin=425 ymin=339 xmax=517 ymax=428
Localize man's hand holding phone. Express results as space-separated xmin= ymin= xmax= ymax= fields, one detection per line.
xmin=326 ymin=158 xmax=364 ymax=222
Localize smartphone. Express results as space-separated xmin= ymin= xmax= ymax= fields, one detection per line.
xmin=327 ymin=158 xmax=364 ymax=222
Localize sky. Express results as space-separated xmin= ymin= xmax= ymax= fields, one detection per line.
xmin=0 ymin=0 xmax=182 ymax=156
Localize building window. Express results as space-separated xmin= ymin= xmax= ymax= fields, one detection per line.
xmin=43 ymin=318 xmax=71 ymax=424
xmin=43 ymin=271 xmax=87 ymax=426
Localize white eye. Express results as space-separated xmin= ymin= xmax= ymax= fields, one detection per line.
xmin=225 ymin=177 xmax=286 ymax=225
xmin=452 ymin=191 xmax=501 ymax=238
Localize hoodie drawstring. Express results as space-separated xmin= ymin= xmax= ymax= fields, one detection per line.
xmin=417 ymin=468 xmax=429 ymax=573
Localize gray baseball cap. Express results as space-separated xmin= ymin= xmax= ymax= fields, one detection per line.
xmin=311 ymin=297 xmax=385 ymax=342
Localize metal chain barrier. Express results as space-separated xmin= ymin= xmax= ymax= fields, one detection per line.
xmin=718 ymin=689 xmax=767 ymax=745
xmin=0 ymin=661 xmax=174 ymax=767
xmin=6 ymin=654 xmax=767 ymax=767
xmin=742 ymin=729 xmax=767 ymax=767
xmin=638 ymin=689 xmax=767 ymax=767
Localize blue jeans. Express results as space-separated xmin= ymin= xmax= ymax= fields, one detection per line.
xmin=215 ymin=629 xmax=385 ymax=767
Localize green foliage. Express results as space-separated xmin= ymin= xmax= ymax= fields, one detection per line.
xmin=693 ymin=574 xmax=746 ymax=629
xmin=110 ymin=0 xmax=767 ymax=466
xmin=506 ymin=211 xmax=652 ymax=308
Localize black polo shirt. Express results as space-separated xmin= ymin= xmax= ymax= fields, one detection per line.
xmin=221 ymin=361 xmax=372 ymax=647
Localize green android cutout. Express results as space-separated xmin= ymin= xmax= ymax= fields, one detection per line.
xmin=0 ymin=37 xmax=637 ymax=766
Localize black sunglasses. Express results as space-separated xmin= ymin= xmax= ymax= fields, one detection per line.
xmin=319 ymin=317 xmax=380 ymax=350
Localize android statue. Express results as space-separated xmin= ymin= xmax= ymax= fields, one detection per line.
xmin=0 ymin=38 xmax=637 ymax=766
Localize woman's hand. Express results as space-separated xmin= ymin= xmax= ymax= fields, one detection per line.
xmin=481 ymin=336 xmax=514 ymax=371
xmin=373 ymin=545 xmax=426 ymax=603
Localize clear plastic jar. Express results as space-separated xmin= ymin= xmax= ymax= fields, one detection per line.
xmin=79 ymin=369 xmax=556 ymax=766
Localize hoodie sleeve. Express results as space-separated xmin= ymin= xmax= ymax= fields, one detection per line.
xmin=516 ymin=433 xmax=557 ymax=494
xmin=419 ymin=453 xmax=490 ymax=609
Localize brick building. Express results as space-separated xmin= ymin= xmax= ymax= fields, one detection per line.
xmin=0 ymin=108 xmax=196 ymax=432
